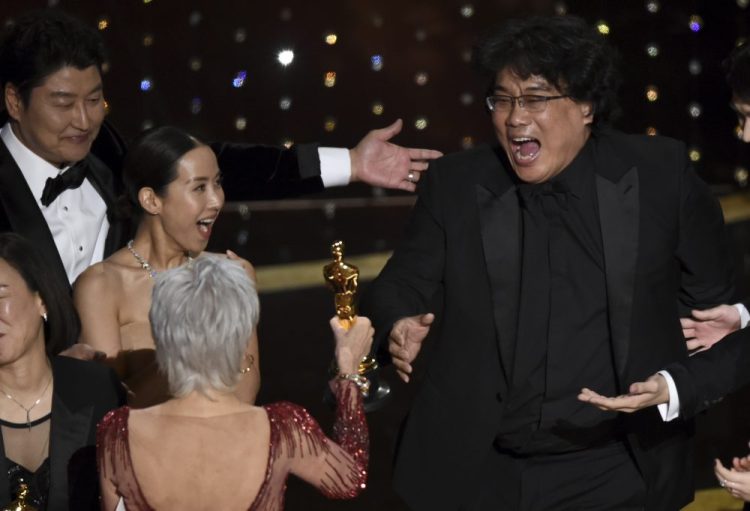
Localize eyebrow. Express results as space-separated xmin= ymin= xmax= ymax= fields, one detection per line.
xmin=492 ymin=83 xmax=554 ymax=93
xmin=49 ymin=83 xmax=104 ymax=99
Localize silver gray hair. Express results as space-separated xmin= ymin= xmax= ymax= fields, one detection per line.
xmin=149 ymin=255 xmax=259 ymax=398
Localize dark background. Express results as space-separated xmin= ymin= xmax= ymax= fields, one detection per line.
xmin=4 ymin=1 xmax=750 ymax=509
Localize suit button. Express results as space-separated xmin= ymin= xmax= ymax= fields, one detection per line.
xmin=496 ymin=392 xmax=503 ymax=402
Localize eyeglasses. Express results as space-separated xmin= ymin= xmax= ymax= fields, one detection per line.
xmin=485 ymin=94 xmax=569 ymax=113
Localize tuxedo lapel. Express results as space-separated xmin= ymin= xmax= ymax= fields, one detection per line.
xmin=0 ymin=141 xmax=69 ymax=288
xmin=596 ymin=160 xmax=639 ymax=383
xmin=476 ymin=160 xmax=520 ymax=396
xmin=84 ymin=154 xmax=127 ymax=256
xmin=48 ymin=386 xmax=94 ymax=510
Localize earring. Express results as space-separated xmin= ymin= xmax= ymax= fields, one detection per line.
xmin=42 ymin=312 xmax=48 ymax=323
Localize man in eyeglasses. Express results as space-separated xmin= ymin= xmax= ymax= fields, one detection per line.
xmin=360 ymin=15 xmax=733 ymax=511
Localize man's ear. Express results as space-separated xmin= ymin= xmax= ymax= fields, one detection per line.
xmin=138 ymin=187 xmax=161 ymax=215
xmin=4 ymin=83 xmax=24 ymax=122
xmin=581 ymin=101 xmax=594 ymax=125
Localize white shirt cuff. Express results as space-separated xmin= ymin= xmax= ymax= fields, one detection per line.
xmin=318 ymin=147 xmax=351 ymax=188
xmin=735 ymin=302 xmax=750 ymax=329
xmin=656 ymin=370 xmax=680 ymax=422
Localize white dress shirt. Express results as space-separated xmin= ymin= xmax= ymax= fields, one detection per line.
xmin=318 ymin=147 xmax=351 ymax=187
xmin=1 ymin=123 xmax=108 ymax=284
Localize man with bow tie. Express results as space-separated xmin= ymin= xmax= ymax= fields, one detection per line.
xmin=360 ymin=15 xmax=734 ymax=511
xmin=0 ymin=10 xmax=440 ymax=294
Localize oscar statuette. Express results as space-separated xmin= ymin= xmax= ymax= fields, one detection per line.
xmin=323 ymin=240 xmax=390 ymax=411
xmin=3 ymin=483 xmax=37 ymax=511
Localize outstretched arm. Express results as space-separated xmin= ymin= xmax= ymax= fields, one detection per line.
xmin=284 ymin=318 xmax=373 ymax=498
xmin=349 ymin=119 xmax=442 ymax=192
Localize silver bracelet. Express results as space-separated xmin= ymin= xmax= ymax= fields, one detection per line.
xmin=338 ymin=373 xmax=370 ymax=397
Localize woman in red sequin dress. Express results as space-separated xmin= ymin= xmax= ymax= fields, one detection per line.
xmin=96 ymin=256 xmax=371 ymax=510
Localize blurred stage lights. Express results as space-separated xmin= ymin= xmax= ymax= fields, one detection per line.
xmin=689 ymin=15 xmax=703 ymax=32
xmin=645 ymin=85 xmax=659 ymax=102
xmin=278 ymin=49 xmax=294 ymax=66
xmin=596 ymin=20 xmax=610 ymax=35
xmin=232 ymin=71 xmax=247 ymax=88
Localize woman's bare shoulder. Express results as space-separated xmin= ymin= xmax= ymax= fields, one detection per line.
xmin=74 ymin=249 xmax=134 ymax=293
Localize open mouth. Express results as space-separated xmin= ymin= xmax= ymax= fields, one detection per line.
xmin=197 ymin=217 xmax=216 ymax=238
xmin=510 ymin=136 xmax=541 ymax=163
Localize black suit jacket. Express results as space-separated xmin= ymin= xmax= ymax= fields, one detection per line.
xmin=0 ymin=125 xmax=324 ymax=294
xmin=0 ymin=356 xmax=122 ymax=511
xmin=361 ymin=128 xmax=734 ymax=511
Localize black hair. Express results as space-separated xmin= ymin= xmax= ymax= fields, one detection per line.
xmin=0 ymin=232 xmax=80 ymax=355
xmin=473 ymin=15 xmax=621 ymax=126
xmin=724 ymin=42 xmax=750 ymax=102
xmin=122 ymin=126 xmax=203 ymax=218
xmin=0 ymin=9 xmax=106 ymax=105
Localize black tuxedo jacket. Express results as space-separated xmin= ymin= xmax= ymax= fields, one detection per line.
xmin=0 ymin=129 xmax=324 ymax=296
xmin=361 ymin=128 xmax=734 ymax=511
xmin=0 ymin=356 xmax=122 ymax=511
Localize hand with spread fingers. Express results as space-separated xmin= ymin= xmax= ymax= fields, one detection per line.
xmin=578 ymin=373 xmax=669 ymax=412
xmin=681 ymin=304 xmax=741 ymax=353
xmin=388 ymin=313 xmax=435 ymax=382
xmin=349 ymin=119 xmax=442 ymax=192
xmin=716 ymin=458 xmax=750 ymax=501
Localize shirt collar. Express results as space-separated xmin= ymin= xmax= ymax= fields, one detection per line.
xmin=0 ymin=122 xmax=73 ymax=206
xmin=548 ymin=135 xmax=596 ymax=200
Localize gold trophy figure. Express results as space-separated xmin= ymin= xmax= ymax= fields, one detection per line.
xmin=3 ymin=483 xmax=37 ymax=511
xmin=323 ymin=241 xmax=390 ymax=410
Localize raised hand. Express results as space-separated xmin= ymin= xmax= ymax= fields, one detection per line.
xmin=681 ymin=305 xmax=741 ymax=353
xmin=330 ymin=316 xmax=374 ymax=375
xmin=388 ymin=313 xmax=435 ymax=382
xmin=578 ymin=373 xmax=669 ymax=413
xmin=349 ymin=119 xmax=442 ymax=192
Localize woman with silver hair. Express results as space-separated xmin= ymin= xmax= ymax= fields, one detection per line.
xmin=97 ymin=256 xmax=372 ymax=510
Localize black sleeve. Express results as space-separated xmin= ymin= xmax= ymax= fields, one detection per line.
xmin=210 ymin=141 xmax=325 ymax=200
xmin=359 ymin=160 xmax=446 ymax=362
xmin=675 ymin=149 xmax=735 ymax=313
xmin=667 ymin=326 xmax=750 ymax=418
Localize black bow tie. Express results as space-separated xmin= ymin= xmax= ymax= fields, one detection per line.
xmin=40 ymin=160 xmax=89 ymax=207
xmin=518 ymin=180 xmax=570 ymax=211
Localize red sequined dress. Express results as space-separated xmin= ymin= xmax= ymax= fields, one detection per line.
xmin=96 ymin=380 xmax=368 ymax=510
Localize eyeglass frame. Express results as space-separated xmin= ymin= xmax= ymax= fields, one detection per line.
xmin=485 ymin=94 xmax=570 ymax=113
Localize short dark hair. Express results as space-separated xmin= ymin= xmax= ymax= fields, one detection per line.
xmin=122 ymin=126 xmax=203 ymax=218
xmin=0 ymin=232 xmax=80 ymax=355
xmin=0 ymin=9 xmax=106 ymax=105
xmin=473 ymin=15 xmax=621 ymax=126
xmin=724 ymin=42 xmax=750 ymax=102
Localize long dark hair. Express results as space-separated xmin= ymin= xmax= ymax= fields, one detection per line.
xmin=0 ymin=233 xmax=80 ymax=355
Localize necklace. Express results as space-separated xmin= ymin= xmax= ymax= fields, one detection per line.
xmin=0 ymin=375 xmax=52 ymax=430
xmin=127 ymin=240 xmax=193 ymax=279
